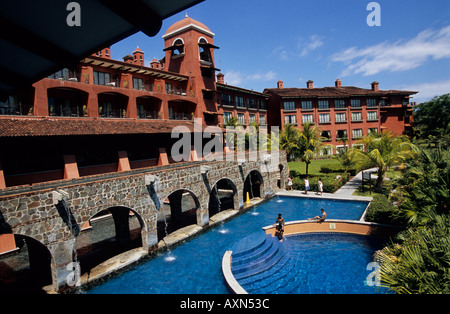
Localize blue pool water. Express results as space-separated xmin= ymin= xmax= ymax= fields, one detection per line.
xmin=240 ymin=233 xmax=387 ymax=294
xmin=86 ymin=196 xmax=372 ymax=294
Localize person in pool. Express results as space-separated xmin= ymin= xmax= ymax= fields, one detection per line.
xmin=309 ymin=208 xmax=327 ymax=222
xmin=274 ymin=213 xmax=285 ymax=239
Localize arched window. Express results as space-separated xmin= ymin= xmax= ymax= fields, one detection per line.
xmin=172 ymin=38 xmax=184 ymax=56
xmin=199 ymin=38 xmax=212 ymax=63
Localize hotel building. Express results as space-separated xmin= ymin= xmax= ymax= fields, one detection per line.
xmin=265 ymin=79 xmax=416 ymax=154
xmin=0 ymin=16 xmax=416 ymax=188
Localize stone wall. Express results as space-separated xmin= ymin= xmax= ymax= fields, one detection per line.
xmin=0 ymin=151 xmax=288 ymax=291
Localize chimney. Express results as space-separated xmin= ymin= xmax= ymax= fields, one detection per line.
xmin=307 ymin=80 xmax=314 ymax=89
xmin=371 ymin=81 xmax=379 ymax=91
xmin=133 ymin=46 xmax=144 ymax=66
xmin=217 ymin=73 xmax=225 ymax=84
xmin=123 ymin=55 xmax=133 ymax=64
xmin=335 ymin=79 xmax=342 ymax=88
xmin=150 ymin=58 xmax=160 ymax=69
xmin=277 ymin=80 xmax=284 ymax=89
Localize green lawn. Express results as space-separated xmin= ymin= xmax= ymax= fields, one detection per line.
xmin=288 ymin=158 xmax=340 ymax=175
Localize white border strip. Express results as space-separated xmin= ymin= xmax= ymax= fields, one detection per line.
xmin=222 ymin=251 xmax=248 ymax=294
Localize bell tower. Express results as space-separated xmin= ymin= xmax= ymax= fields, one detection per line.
xmin=162 ymin=14 xmax=220 ymax=125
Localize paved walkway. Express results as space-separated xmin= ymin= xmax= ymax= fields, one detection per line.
xmin=279 ymin=168 xmax=377 ymax=202
xmin=333 ymin=168 xmax=377 ymax=198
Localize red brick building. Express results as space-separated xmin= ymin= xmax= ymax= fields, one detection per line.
xmin=0 ymin=16 xmax=416 ymax=188
xmin=264 ymin=79 xmax=416 ymax=155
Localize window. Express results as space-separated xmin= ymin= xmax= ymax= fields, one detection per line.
xmin=380 ymin=99 xmax=391 ymax=106
xmin=237 ymin=113 xmax=245 ymax=125
xmin=236 ymin=96 xmax=245 ymax=108
xmin=259 ymin=115 xmax=266 ymax=125
xmin=248 ymin=98 xmax=256 ymax=109
xmin=321 ymin=131 xmax=331 ymax=141
xmin=133 ymin=77 xmax=144 ymax=90
xmin=302 ymin=114 xmax=313 ymax=123
xmin=172 ymin=38 xmax=184 ymax=56
xmin=351 ymin=112 xmax=362 ymax=121
xmin=284 ymin=101 xmax=295 ymax=111
xmin=258 ymin=99 xmax=267 ymax=110
xmin=352 ymin=129 xmax=363 ymax=139
xmin=351 ymin=99 xmax=361 ymax=108
xmin=367 ymin=111 xmax=378 ymax=121
xmin=367 ymin=98 xmax=377 ymax=107
xmin=222 ymin=94 xmax=232 ymax=106
xmin=105 ymin=49 xmax=109 ymax=57
xmin=224 ymin=112 xmax=233 ymax=123
xmin=165 ymin=83 xmax=173 ymax=94
xmin=199 ymin=38 xmax=212 ymax=63
xmin=249 ymin=114 xmax=256 ymax=124
xmin=285 ymin=115 xmax=297 ymax=125
xmin=335 ymin=99 xmax=346 ymax=109
xmin=368 ymin=128 xmax=378 ymax=135
xmin=319 ymin=147 xmax=333 ymax=156
xmin=337 ymin=129 xmax=347 ymax=139
xmin=0 ymin=95 xmax=18 ymax=115
xmin=318 ymin=100 xmax=329 ymax=110
xmin=93 ymin=71 xmax=111 ymax=85
xmin=336 ymin=112 xmax=346 ymax=122
xmin=48 ymin=68 xmax=77 ymax=81
xmin=319 ymin=113 xmax=330 ymax=123
xmin=301 ymin=100 xmax=313 ymax=110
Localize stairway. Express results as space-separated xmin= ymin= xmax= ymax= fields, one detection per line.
xmin=230 ymin=232 xmax=293 ymax=292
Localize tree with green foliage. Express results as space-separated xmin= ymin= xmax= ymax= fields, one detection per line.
xmin=279 ymin=123 xmax=300 ymax=161
xmin=413 ymin=93 xmax=450 ymax=148
xmin=352 ymin=131 xmax=419 ymax=192
xmin=376 ymin=146 xmax=450 ymax=294
xmin=332 ymin=137 xmax=355 ymax=174
xmin=297 ymin=122 xmax=323 ymax=177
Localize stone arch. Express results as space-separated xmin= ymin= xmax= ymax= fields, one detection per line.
xmin=243 ymin=169 xmax=264 ymax=202
xmin=208 ymin=177 xmax=238 ymax=217
xmin=157 ymin=188 xmax=201 ymax=242
xmin=47 ymin=86 xmax=89 ymax=117
xmin=0 ymin=233 xmax=53 ymax=293
xmin=75 ymin=205 xmax=145 ymax=277
xmin=278 ymin=164 xmax=285 ymax=189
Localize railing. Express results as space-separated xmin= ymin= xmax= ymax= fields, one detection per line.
xmin=169 ymin=112 xmax=194 ymax=120
xmin=138 ymin=110 xmax=161 ymax=119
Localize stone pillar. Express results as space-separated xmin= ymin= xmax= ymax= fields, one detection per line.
xmin=109 ymin=207 xmax=131 ymax=245
xmin=47 ymin=238 xmax=80 ymax=291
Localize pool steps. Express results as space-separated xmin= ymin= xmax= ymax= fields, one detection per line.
xmin=230 ymin=232 xmax=292 ymax=287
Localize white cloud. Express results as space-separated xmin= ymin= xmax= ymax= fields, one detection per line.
xmin=331 ymin=26 xmax=450 ymax=77
xmin=298 ymin=35 xmax=324 ymax=57
xmin=397 ymin=79 xmax=450 ymax=103
xmin=269 ymin=35 xmax=324 ymax=61
xmin=270 ymin=46 xmax=290 ymax=61
xmin=223 ymin=70 xmax=277 ymax=86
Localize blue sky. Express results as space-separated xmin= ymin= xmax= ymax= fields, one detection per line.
xmin=111 ymin=0 xmax=450 ymax=103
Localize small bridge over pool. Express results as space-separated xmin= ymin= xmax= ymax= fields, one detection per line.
xmin=0 ymin=152 xmax=288 ymax=292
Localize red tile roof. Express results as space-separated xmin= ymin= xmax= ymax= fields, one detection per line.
xmin=264 ymin=86 xmax=417 ymax=98
xmin=0 ymin=116 xmax=206 ymax=137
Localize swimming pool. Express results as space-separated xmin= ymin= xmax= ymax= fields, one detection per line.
xmin=86 ymin=196 xmax=373 ymax=294
xmin=238 ymin=233 xmax=387 ymax=294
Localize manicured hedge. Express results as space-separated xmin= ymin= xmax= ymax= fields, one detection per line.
xmin=290 ymin=172 xmax=350 ymax=193
xmin=364 ymin=194 xmax=404 ymax=225
xmin=320 ymin=164 xmax=358 ymax=176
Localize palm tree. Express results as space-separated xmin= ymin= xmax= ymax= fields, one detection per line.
xmin=332 ymin=137 xmax=355 ymax=174
xmin=279 ymin=123 xmax=300 ymax=161
xmin=298 ymin=122 xmax=323 ymax=177
xmin=352 ymin=131 xmax=419 ymax=192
